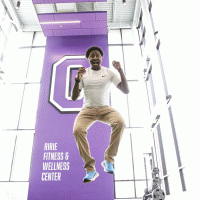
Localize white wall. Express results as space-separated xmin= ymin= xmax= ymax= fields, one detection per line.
xmin=0 ymin=31 xmax=46 ymax=200
xmin=140 ymin=0 xmax=200 ymax=199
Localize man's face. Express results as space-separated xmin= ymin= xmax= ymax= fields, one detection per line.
xmin=88 ymin=50 xmax=102 ymax=69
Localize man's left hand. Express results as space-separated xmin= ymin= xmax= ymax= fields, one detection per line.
xmin=112 ymin=61 xmax=122 ymax=71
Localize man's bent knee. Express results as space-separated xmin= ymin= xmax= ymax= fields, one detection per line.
xmin=73 ymin=128 xmax=86 ymax=137
xmin=112 ymin=119 xmax=126 ymax=129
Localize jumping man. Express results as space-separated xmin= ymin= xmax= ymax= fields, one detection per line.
xmin=72 ymin=46 xmax=129 ymax=183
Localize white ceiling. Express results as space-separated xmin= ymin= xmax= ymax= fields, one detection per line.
xmin=5 ymin=0 xmax=141 ymax=32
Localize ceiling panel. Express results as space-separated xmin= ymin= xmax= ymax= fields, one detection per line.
xmin=33 ymin=3 xmax=55 ymax=13
xmin=56 ymin=3 xmax=77 ymax=12
xmin=32 ymin=0 xmax=106 ymax=4
xmin=8 ymin=0 xmax=140 ymax=32
xmin=11 ymin=0 xmax=39 ymax=25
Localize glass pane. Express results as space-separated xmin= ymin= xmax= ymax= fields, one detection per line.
xmin=155 ymin=124 xmax=168 ymax=176
xmin=108 ymin=29 xmax=121 ymax=44
xmin=122 ymin=29 xmax=134 ymax=44
xmin=159 ymin=111 xmax=179 ymax=175
xmin=135 ymin=181 xmax=146 ymax=198
xmin=150 ymin=0 xmax=162 ymax=35
xmin=0 ymin=84 xmax=24 ymax=129
xmin=26 ymin=47 xmax=45 ymax=82
xmin=108 ymin=46 xmax=124 ymax=71
xmin=11 ymin=131 xmax=34 ymax=181
xmin=0 ymin=182 xmax=29 ymax=200
xmin=18 ymin=32 xmax=34 ymax=47
xmin=115 ymin=181 xmax=135 ymax=198
xmin=150 ymin=65 xmax=167 ymax=105
xmin=148 ymin=73 xmax=156 ymax=107
xmin=18 ymin=84 xmax=40 ymax=129
xmin=0 ymin=1 xmax=5 ymax=20
xmin=159 ymin=113 xmax=173 ymax=152
xmin=123 ymin=45 xmax=144 ymax=80
xmin=131 ymin=129 xmax=152 ymax=180
xmin=3 ymin=48 xmax=31 ymax=83
xmin=110 ymin=84 xmax=129 ymax=127
xmin=115 ymin=129 xmax=134 ymax=180
xmin=144 ymin=155 xmax=153 ymax=182
xmin=0 ymin=30 xmax=5 ymax=57
xmin=146 ymin=78 xmax=154 ymax=110
xmin=1 ymin=13 xmax=11 ymax=35
xmin=0 ymin=132 xmax=16 ymax=181
xmin=169 ymin=107 xmax=187 ymax=170
xmin=109 ymin=45 xmax=129 ymax=125
xmin=128 ymin=81 xmax=150 ymax=127
xmin=9 ymin=23 xmax=17 ymax=37
xmin=33 ymin=32 xmax=47 ymax=46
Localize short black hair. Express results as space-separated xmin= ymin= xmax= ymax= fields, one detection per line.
xmin=85 ymin=46 xmax=104 ymax=59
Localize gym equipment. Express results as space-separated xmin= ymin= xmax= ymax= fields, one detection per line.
xmin=143 ymin=167 xmax=165 ymax=200
xmin=152 ymin=188 xmax=165 ymax=200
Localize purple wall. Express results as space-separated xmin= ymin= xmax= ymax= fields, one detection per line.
xmin=38 ymin=12 xmax=107 ymax=37
xmin=33 ymin=0 xmax=106 ymax=3
xmin=27 ymin=35 xmax=115 ymax=199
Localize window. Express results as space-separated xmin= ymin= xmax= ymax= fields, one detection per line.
xmin=108 ymin=28 xmax=151 ymax=199
xmin=0 ymin=31 xmax=46 ymax=200
xmin=137 ymin=0 xmax=187 ymax=195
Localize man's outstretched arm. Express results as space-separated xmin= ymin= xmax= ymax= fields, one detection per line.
xmin=113 ymin=61 xmax=129 ymax=94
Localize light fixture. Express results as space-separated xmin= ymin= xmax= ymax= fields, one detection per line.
xmin=16 ymin=0 xmax=20 ymax=10
xmin=123 ymin=0 xmax=126 ymax=6
xmin=40 ymin=21 xmax=81 ymax=25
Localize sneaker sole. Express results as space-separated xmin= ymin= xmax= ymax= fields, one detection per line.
xmin=101 ymin=162 xmax=114 ymax=174
xmin=83 ymin=172 xmax=99 ymax=184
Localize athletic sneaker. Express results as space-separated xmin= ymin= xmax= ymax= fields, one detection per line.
xmin=101 ymin=161 xmax=114 ymax=174
xmin=83 ymin=170 xmax=99 ymax=183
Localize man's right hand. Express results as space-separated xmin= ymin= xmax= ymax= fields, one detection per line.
xmin=77 ymin=67 xmax=86 ymax=81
